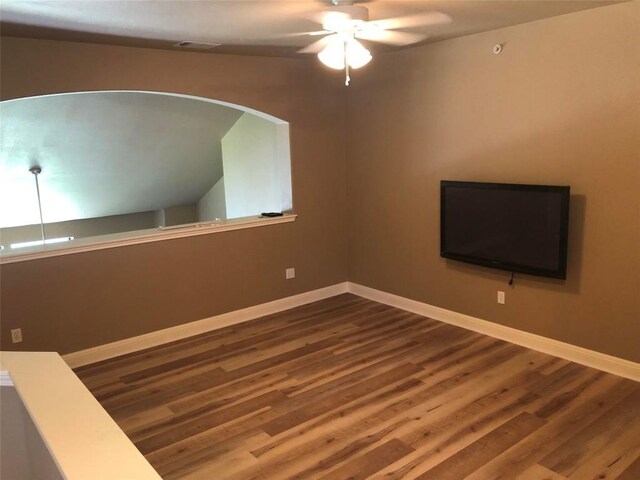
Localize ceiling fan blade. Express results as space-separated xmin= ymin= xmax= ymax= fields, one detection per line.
xmin=309 ymin=30 xmax=331 ymax=36
xmin=355 ymin=29 xmax=427 ymax=46
xmin=370 ymin=11 xmax=451 ymax=31
xmin=298 ymin=35 xmax=335 ymax=54
xmin=283 ymin=30 xmax=330 ymax=38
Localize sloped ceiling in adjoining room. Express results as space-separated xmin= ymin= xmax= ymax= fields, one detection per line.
xmin=0 ymin=91 xmax=243 ymax=228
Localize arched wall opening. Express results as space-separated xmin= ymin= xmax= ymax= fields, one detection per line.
xmin=1 ymin=90 xmax=294 ymax=262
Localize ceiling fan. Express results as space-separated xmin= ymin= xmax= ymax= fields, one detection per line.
xmin=298 ymin=0 xmax=451 ymax=85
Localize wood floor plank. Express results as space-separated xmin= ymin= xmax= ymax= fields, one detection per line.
xmin=316 ymin=438 xmax=415 ymax=480
xmin=241 ymin=381 xmax=429 ymax=478
xmin=116 ymin=405 xmax=175 ymax=432
xmin=176 ymin=448 xmax=258 ymax=480
xmin=517 ymin=464 xmax=567 ymax=480
xmin=76 ymin=294 xmax=366 ymax=385
xmin=564 ymin=410 xmax=640 ymax=479
xmin=464 ymin=379 xmax=640 ymax=480
xmin=539 ymin=387 xmax=640 ymax=477
xmin=136 ymin=390 xmax=287 ymax=453
xmin=616 ymin=454 xmax=640 ymax=480
xmin=177 ymin=338 xmax=517 ymax=479
xmin=283 ymin=417 xmax=416 ymax=479
xmin=119 ymin=315 xmax=351 ymax=384
xmin=106 ymin=337 xmax=341 ymax=418
xmin=366 ymin=356 xmax=545 ymax=479
xmin=250 ymin=378 xmax=422 ymax=454
xmin=166 ymin=371 xmax=295 ymax=416
xmin=147 ymin=410 xmax=279 ymax=475
xmin=285 ymin=326 xmax=423 ymax=381
xmin=416 ymin=412 xmax=546 ymax=480
xmin=74 ymin=294 xmax=640 ymax=480
xmin=155 ymin=429 xmax=268 ymax=480
xmin=260 ymin=362 xmax=423 ymax=436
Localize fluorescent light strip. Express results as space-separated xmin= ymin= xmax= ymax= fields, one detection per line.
xmin=10 ymin=237 xmax=74 ymax=249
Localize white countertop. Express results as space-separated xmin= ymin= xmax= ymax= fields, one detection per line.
xmin=0 ymin=351 xmax=161 ymax=480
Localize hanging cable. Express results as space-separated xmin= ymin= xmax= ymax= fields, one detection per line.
xmin=29 ymin=166 xmax=46 ymax=243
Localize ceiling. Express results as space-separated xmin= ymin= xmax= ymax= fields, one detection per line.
xmin=0 ymin=92 xmax=243 ymax=227
xmin=0 ymin=0 xmax=623 ymax=57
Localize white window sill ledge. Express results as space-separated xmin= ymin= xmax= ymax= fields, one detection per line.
xmin=0 ymin=213 xmax=296 ymax=264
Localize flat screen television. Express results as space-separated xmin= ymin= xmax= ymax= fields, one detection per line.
xmin=441 ymin=181 xmax=570 ymax=279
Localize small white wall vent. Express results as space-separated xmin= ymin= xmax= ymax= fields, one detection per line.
xmin=174 ymin=41 xmax=221 ymax=50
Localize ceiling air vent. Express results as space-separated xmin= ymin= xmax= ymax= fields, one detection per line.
xmin=174 ymin=41 xmax=221 ymax=50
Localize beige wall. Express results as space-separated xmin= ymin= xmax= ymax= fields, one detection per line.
xmin=0 ymin=37 xmax=348 ymax=353
xmin=347 ymin=2 xmax=639 ymax=362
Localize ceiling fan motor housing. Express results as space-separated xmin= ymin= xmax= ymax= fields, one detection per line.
xmin=329 ymin=5 xmax=369 ymax=23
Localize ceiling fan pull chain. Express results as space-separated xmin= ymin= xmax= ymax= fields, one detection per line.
xmin=344 ymin=39 xmax=350 ymax=86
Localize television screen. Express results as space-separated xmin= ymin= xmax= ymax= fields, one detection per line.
xmin=441 ymin=181 xmax=570 ymax=279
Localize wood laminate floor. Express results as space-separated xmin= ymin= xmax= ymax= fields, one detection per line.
xmin=75 ymin=294 xmax=640 ymax=480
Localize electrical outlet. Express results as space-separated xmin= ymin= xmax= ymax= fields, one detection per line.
xmin=285 ymin=268 xmax=295 ymax=279
xmin=11 ymin=328 xmax=23 ymax=343
xmin=497 ymin=291 xmax=505 ymax=305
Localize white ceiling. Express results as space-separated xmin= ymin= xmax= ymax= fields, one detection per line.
xmin=0 ymin=0 xmax=623 ymax=56
xmin=0 ymin=92 xmax=243 ymax=227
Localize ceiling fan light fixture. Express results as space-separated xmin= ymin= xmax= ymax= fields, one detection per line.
xmin=346 ymin=39 xmax=372 ymax=69
xmin=318 ymin=37 xmax=346 ymax=69
xmin=318 ymin=37 xmax=371 ymax=71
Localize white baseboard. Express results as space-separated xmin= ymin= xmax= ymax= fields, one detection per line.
xmin=347 ymin=282 xmax=640 ymax=382
xmin=64 ymin=280 xmax=639 ymax=382
xmin=63 ymin=282 xmax=349 ymax=368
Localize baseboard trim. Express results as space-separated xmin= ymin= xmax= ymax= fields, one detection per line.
xmin=64 ymin=280 xmax=639 ymax=381
xmin=63 ymin=282 xmax=349 ymax=368
xmin=347 ymin=282 xmax=640 ymax=382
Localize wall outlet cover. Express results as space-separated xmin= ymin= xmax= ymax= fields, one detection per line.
xmin=497 ymin=291 xmax=505 ymax=304
xmin=11 ymin=328 xmax=23 ymax=343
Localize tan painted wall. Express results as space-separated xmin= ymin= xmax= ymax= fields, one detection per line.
xmin=0 ymin=37 xmax=348 ymax=353
xmin=347 ymin=2 xmax=639 ymax=362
